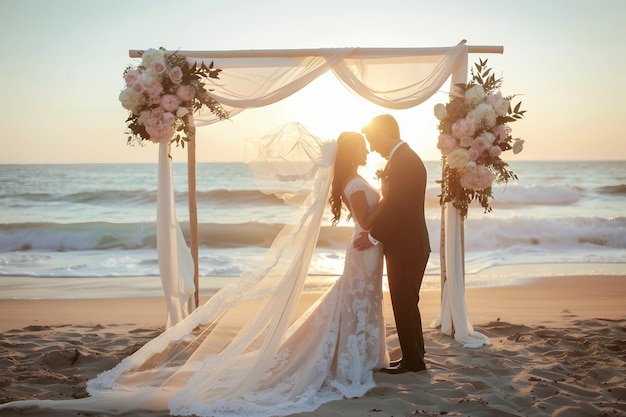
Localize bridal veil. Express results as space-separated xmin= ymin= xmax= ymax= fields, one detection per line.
xmin=0 ymin=123 xmax=340 ymax=416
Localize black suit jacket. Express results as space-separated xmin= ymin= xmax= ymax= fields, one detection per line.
xmin=371 ymin=143 xmax=431 ymax=259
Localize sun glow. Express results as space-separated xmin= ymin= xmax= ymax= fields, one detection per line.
xmin=279 ymin=72 xmax=380 ymax=141
xmin=279 ymin=72 xmax=447 ymax=162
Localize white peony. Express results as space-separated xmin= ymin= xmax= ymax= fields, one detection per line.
xmin=465 ymin=84 xmax=485 ymax=107
xmin=468 ymin=103 xmax=497 ymax=130
xmin=119 ymin=88 xmax=146 ymax=113
xmin=460 ymin=164 xmax=496 ymax=190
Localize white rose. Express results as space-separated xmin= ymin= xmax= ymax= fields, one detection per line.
xmin=446 ymin=148 xmax=471 ymax=169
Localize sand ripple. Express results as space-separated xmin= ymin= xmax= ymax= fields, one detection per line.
xmin=0 ymin=319 xmax=624 ymax=417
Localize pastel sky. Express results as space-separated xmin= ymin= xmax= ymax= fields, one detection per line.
xmin=1 ymin=0 xmax=624 ymax=164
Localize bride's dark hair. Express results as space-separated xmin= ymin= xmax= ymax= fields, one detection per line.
xmin=330 ymin=132 xmax=365 ymax=226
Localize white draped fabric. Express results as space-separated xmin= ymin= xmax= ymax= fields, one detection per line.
xmin=430 ymin=205 xmax=490 ymax=347
xmin=156 ymin=44 xmax=496 ymax=340
xmin=191 ymin=46 xmax=468 ymax=124
xmin=157 ymin=141 xmax=196 ymax=327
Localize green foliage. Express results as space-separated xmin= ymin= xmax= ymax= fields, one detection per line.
xmin=436 ymin=59 xmax=526 ymax=218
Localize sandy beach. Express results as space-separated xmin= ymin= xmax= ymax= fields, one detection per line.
xmin=0 ymin=275 xmax=624 ymax=416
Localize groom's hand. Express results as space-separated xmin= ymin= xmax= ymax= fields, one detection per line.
xmin=353 ymin=232 xmax=374 ymax=251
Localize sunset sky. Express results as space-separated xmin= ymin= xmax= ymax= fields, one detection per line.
xmin=1 ymin=0 xmax=624 ymax=164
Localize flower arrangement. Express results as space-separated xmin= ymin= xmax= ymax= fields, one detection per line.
xmin=434 ymin=59 xmax=526 ymax=217
xmin=119 ymin=48 xmax=229 ymax=146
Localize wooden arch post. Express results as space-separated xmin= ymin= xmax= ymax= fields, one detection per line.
xmin=186 ymin=118 xmax=199 ymax=308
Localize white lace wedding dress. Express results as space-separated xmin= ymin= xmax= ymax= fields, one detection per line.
xmin=0 ymin=125 xmax=388 ymax=417
xmin=184 ymin=176 xmax=389 ymax=416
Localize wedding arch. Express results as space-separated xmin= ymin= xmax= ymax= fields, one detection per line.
xmin=127 ymin=41 xmax=503 ymax=346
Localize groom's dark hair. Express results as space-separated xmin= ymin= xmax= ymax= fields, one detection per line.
xmin=362 ymin=114 xmax=400 ymax=140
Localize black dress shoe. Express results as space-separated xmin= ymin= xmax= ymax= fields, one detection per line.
xmin=389 ymin=359 xmax=402 ymax=368
xmin=379 ymin=365 xmax=412 ymax=374
xmin=379 ymin=362 xmax=427 ymax=374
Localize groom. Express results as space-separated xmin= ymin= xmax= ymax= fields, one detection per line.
xmin=354 ymin=114 xmax=431 ymax=373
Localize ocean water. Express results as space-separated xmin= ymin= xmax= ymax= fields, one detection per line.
xmin=1 ymin=160 xmax=624 ymax=299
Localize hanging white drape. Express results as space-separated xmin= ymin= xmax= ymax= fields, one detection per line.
xmin=157 ymin=142 xmax=195 ymax=327
xmin=191 ymin=45 xmax=467 ymax=123
xmin=156 ymin=44 xmax=497 ymax=342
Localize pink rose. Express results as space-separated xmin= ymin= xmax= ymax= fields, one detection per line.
xmin=492 ymin=124 xmax=506 ymax=143
xmin=486 ymin=92 xmax=509 ymax=116
xmin=489 ymin=146 xmax=503 ymax=157
xmin=131 ymin=80 xmax=145 ymax=94
xmin=145 ymin=107 xmax=175 ymax=143
xmin=151 ymin=59 xmax=166 ymax=74
xmin=160 ymin=94 xmax=181 ymax=112
xmin=125 ymin=69 xmax=140 ymax=87
xmin=437 ymin=133 xmax=458 ymax=156
xmin=460 ymin=165 xmax=495 ymax=190
xmin=176 ymin=85 xmax=196 ymax=102
xmin=471 ymin=137 xmax=490 ymax=153
xmin=468 ymin=148 xmax=480 ymax=161
xmin=169 ymin=66 xmax=183 ymax=83
xmin=145 ymin=84 xmax=164 ymax=102
xmin=451 ymin=117 xmax=476 ymax=140
xmin=485 ymin=92 xmax=499 ymax=106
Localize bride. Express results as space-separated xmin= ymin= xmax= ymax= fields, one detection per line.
xmin=0 ymin=124 xmax=390 ymax=416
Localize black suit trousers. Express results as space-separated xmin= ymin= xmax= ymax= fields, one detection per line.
xmin=385 ymin=252 xmax=429 ymax=371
